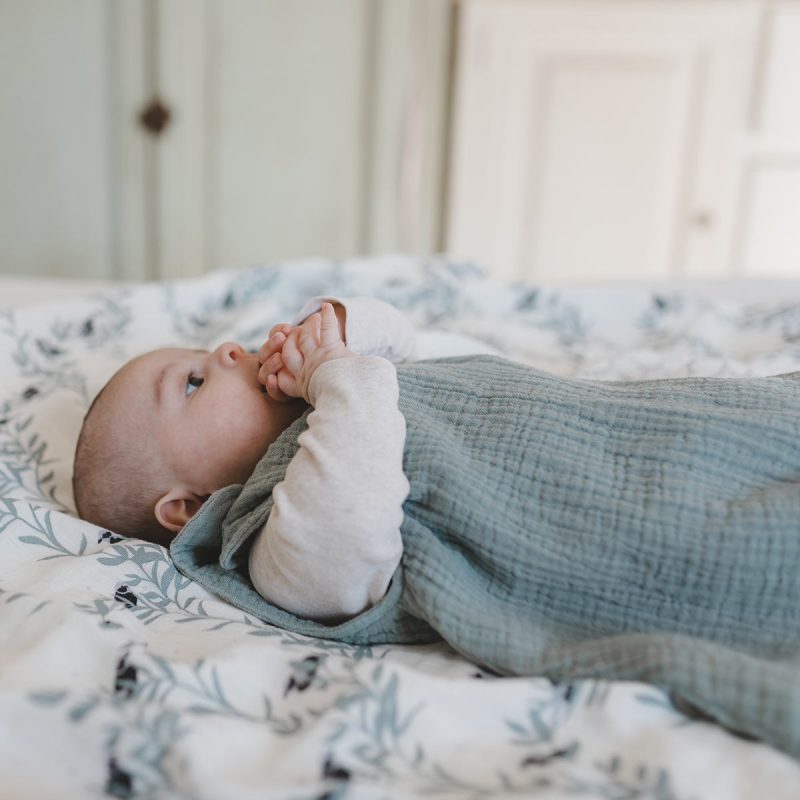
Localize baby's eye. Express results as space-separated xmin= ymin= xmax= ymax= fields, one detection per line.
xmin=185 ymin=374 xmax=204 ymax=397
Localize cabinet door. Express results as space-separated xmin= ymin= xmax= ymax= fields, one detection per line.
xmin=447 ymin=0 xmax=760 ymax=282
xmin=155 ymin=0 xmax=371 ymax=279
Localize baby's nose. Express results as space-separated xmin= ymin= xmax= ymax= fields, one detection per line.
xmin=216 ymin=342 xmax=245 ymax=367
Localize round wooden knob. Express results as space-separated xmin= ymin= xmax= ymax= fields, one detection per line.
xmin=139 ymin=98 xmax=171 ymax=136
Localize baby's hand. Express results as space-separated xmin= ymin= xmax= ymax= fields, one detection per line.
xmin=258 ymin=303 xmax=354 ymax=403
xmin=257 ymin=322 xmax=293 ymax=400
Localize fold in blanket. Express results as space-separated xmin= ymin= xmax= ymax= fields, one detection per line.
xmin=172 ymin=355 xmax=800 ymax=759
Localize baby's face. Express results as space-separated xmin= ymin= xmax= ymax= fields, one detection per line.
xmin=112 ymin=343 xmax=305 ymax=496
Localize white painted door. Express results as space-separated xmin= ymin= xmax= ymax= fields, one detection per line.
xmin=447 ymin=0 xmax=761 ymax=282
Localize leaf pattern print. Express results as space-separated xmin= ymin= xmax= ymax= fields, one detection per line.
xmin=2 ymin=257 xmax=800 ymax=799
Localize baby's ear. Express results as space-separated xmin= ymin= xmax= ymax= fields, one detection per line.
xmin=154 ymin=489 xmax=208 ymax=532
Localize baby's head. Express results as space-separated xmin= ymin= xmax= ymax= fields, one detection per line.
xmin=73 ymin=342 xmax=305 ymax=546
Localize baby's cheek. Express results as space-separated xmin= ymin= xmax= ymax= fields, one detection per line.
xmin=249 ymin=401 xmax=278 ymax=441
xmin=185 ymin=435 xmax=209 ymax=466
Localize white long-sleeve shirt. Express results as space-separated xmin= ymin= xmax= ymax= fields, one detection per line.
xmin=247 ymin=296 xmax=415 ymax=624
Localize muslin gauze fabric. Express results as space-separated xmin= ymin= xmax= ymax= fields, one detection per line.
xmin=172 ymin=356 xmax=800 ymax=759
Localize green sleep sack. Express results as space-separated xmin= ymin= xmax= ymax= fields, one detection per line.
xmin=171 ymin=355 xmax=800 ymax=758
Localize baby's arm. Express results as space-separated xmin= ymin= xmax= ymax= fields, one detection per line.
xmin=248 ymin=304 xmax=408 ymax=623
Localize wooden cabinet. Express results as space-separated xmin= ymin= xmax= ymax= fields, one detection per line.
xmin=446 ymin=0 xmax=767 ymax=281
xmin=0 ymin=0 xmax=379 ymax=281
xmin=0 ymin=0 xmax=451 ymax=283
xmin=2 ymin=0 xmax=799 ymax=283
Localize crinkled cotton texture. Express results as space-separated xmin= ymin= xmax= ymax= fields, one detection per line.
xmin=171 ymin=355 xmax=800 ymax=759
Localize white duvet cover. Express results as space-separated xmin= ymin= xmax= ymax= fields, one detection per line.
xmin=2 ymin=256 xmax=800 ymax=799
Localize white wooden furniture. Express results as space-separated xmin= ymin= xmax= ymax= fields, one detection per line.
xmin=447 ymin=0 xmax=800 ymax=281
xmin=1 ymin=0 xmax=799 ymax=283
xmin=0 ymin=0 xmax=450 ymax=282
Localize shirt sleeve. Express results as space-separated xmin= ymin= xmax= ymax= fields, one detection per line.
xmin=247 ymin=355 xmax=408 ymax=624
xmin=291 ymin=296 xmax=418 ymax=362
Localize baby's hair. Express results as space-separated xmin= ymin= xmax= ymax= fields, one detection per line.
xmin=72 ymin=370 xmax=174 ymax=547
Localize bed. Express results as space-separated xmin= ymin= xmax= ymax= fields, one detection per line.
xmin=2 ymin=255 xmax=800 ymax=799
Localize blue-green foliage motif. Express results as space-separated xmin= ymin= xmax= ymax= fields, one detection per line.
xmin=4 ymin=258 xmax=799 ymax=798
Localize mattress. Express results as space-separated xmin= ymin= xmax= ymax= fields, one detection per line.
xmin=2 ymin=255 xmax=800 ymax=799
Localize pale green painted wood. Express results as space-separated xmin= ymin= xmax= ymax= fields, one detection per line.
xmin=0 ymin=0 xmax=114 ymax=279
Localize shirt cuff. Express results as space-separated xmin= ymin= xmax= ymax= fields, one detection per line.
xmin=307 ymin=354 xmax=399 ymax=408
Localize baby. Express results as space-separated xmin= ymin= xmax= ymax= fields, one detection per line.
xmin=73 ymin=297 xmax=415 ymax=614
xmin=73 ymin=295 xmax=800 ymax=759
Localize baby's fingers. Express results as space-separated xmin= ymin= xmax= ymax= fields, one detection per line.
xmin=280 ymin=330 xmax=304 ymax=376
xmin=269 ymin=322 xmax=293 ymax=339
xmin=319 ymin=302 xmax=341 ymax=346
xmin=258 ymin=332 xmax=285 ymax=364
xmin=265 ymin=372 xmax=291 ymax=402
xmin=298 ymin=313 xmax=321 ymax=356
xmin=258 ymin=323 xmax=292 ymax=363
xmin=258 ymin=352 xmax=283 ymax=385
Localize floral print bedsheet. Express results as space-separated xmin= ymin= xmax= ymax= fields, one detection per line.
xmin=2 ymin=256 xmax=800 ymax=799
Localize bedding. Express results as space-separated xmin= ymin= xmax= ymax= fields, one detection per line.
xmin=2 ymin=255 xmax=800 ymax=799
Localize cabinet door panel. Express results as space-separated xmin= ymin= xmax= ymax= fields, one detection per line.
xmin=737 ymin=162 xmax=800 ymax=277
xmin=530 ymin=55 xmax=692 ymax=282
